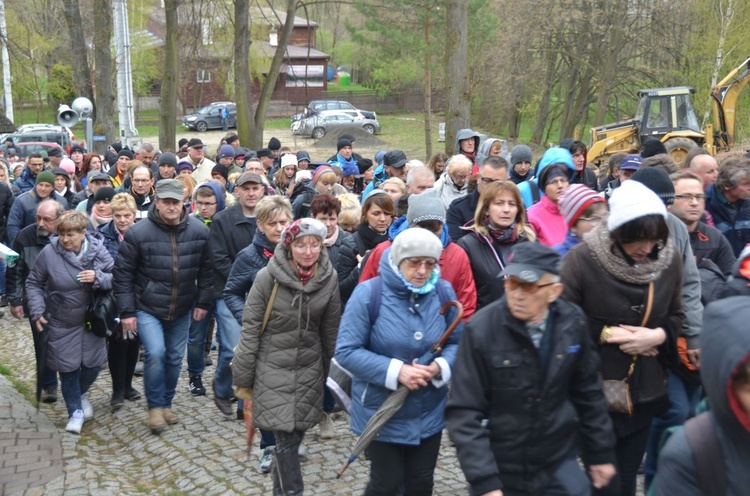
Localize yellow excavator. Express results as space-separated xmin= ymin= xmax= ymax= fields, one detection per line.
xmin=588 ymin=56 xmax=750 ymax=166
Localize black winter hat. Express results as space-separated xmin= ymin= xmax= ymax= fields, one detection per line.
xmin=211 ymin=164 xmax=229 ymax=181
xmin=641 ymin=139 xmax=667 ymax=158
xmin=158 ymin=152 xmax=177 ymax=168
xmin=268 ymin=137 xmax=281 ymax=151
xmin=631 ymin=167 xmax=675 ymax=206
xmin=93 ymin=187 xmax=116 ymax=203
xmin=118 ymin=149 xmax=135 ymax=160
xmin=337 ymin=138 xmax=352 ymax=151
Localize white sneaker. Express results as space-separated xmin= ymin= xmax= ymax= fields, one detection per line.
xmin=298 ymin=442 xmax=308 ymax=462
xmin=319 ymin=413 xmax=335 ymax=439
xmin=81 ymin=393 xmax=93 ymax=420
xmin=65 ymin=409 xmax=85 ymax=434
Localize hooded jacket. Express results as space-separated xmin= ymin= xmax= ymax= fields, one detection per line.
xmin=721 ymin=244 xmax=750 ymax=298
xmin=476 ymin=138 xmax=510 ymax=167
xmin=6 ymin=224 xmax=50 ymax=308
xmin=192 ymin=181 xmax=227 ymax=225
xmin=14 ymin=167 xmax=37 ymax=194
xmin=455 ymin=128 xmax=480 ymax=171
xmin=517 ymin=148 xmax=576 ymax=208
xmin=527 ymin=195 xmax=567 ymax=247
xmin=113 ymin=204 xmax=213 ymax=320
xmin=656 ymin=296 xmax=750 ymax=496
xmin=231 ymin=242 xmax=341 ymax=432
xmin=7 ymin=189 xmax=69 ymax=245
xmin=26 ymin=234 xmax=113 ymax=372
xmin=359 ymin=216 xmax=477 ymax=320
xmin=336 ymin=247 xmax=462 ymax=445
xmin=290 ymin=178 xmax=316 ymax=220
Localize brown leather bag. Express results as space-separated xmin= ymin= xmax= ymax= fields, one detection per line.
xmin=602 ymin=282 xmax=653 ymax=415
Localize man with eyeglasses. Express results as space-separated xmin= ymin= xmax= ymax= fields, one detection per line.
xmin=446 ymin=242 xmax=616 ymax=496
xmin=447 ymin=156 xmax=508 ymax=241
xmin=669 ymin=170 xmax=735 ymax=278
xmin=126 ymin=165 xmax=156 ymax=220
xmin=7 ymin=200 xmax=66 ymax=402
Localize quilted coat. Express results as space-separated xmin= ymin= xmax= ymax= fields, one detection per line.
xmin=25 ymin=234 xmax=114 ymax=373
xmin=231 ymin=242 xmax=342 ymax=432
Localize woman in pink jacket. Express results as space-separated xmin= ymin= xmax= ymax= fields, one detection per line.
xmin=526 ymin=148 xmax=575 ymax=246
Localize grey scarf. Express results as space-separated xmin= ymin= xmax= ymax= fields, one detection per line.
xmin=584 ymin=223 xmax=674 ymax=285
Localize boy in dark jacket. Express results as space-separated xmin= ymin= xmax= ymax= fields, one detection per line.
xmin=445 ymin=242 xmax=615 ymax=495
xmin=655 ymin=296 xmax=750 ymax=496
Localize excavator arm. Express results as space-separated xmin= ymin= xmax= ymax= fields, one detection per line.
xmin=711 ymin=56 xmax=750 ymax=152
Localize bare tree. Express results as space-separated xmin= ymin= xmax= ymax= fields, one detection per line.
xmin=92 ymin=0 xmax=115 ymax=152
xmin=60 ymin=0 xmax=94 ymax=105
xmin=159 ymin=0 xmax=178 ymax=151
xmin=234 ymin=0 xmax=253 ymax=146
xmin=444 ymin=0 xmax=469 ymax=155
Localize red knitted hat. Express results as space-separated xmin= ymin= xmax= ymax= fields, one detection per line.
xmin=559 ymin=184 xmax=605 ymax=228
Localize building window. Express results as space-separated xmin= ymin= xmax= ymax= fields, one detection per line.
xmin=202 ymin=19 xmax=213 ymax=45
xmin=285 ymin=65 xmax=325 ymax=88
xmin=197 ymin=70 xmax=211 ymax=83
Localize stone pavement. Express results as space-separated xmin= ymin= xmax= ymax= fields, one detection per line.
xmin=0 ymin=313 xmax=470 ymax=495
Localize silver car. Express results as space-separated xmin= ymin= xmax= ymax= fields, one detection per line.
xmin=292 ymin=110 xmax=381 ymax=139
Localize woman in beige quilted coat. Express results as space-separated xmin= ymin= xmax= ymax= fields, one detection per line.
xmin=232 ymin=218 xmax=341 ymax=495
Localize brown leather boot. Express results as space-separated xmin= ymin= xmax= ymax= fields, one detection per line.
xmin=148 ymin=408 xmax=166 ymax=434
xmin=162 ymin=408 xmax=179 ymax=425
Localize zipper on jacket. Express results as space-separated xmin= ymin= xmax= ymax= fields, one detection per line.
xmin=361 ymin=383 xmax=368 ymax=404
xmin=168 ymin=229 xmax=178 ymax=320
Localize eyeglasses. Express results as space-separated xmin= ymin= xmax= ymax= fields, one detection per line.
xmin=674 ymin=194 xmax=705 ymax=202
xmin=479 ymin=177 xmax=504 ymax=185
xmin=578 ymin=214 xmax=607 ymax=223
xmin=451 ymin=174 xmax=468 ymax=181
xmin=403 ymin=258 xmax=438 ymax=270
xmin=196 ymin=201 xmax=217 ymax=207
xmin=503 ymin=276 xmax=557 ymax=293
xmin=36 ymin=215 xmax=59 ymax=223
xmin=291 ymin=242 xmax=322 ymax=253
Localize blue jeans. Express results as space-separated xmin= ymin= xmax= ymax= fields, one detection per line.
xmin=59 ymin=365 xmax=100 ymax=417
xmin=187 ymin=303 xmax=213 ymax=376
xmin=137 ymin=310 xmax=191 ymax=410
xmin=0 ymin=258 xmax=6 ymax=294
xmin=213 ymin=299 xmax=241 ymax=399
xmin=643 ymin=372 xmax=701 ymax=482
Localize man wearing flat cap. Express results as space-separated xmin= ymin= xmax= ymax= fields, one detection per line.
xmin=185 ymin=138 xmax=216 ymax=184
xmin=113 ymin=178 xmax=213 ymax=435
xmin=446 ymin=242 xmax=616 ymax=496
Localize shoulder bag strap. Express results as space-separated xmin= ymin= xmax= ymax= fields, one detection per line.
xmin=626 ymin=281 xmax=655 ymax=381
xmin=260 ymin=280 xmax=280 ymax=337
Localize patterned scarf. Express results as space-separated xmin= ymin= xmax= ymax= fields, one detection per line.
xmin=295 ymin=262 xmax=316 ymax=285
xmin=485 ymin=219 xmax=519 ymax=245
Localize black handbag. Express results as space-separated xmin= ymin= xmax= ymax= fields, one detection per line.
xmin=86 ymin=289 xmax=118 ymax=338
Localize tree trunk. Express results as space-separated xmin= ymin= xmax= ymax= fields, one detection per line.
xmin=61 ymin=0 xmax=94 ymax=109
xmin=423 ymin=12 xmax=432 ymax=161
xmin=234 ymin=0 xmax=254 ymax=147
xmin=252 ymin=0 xmax=297 ymax=148
xmin=532 ymin=50 xmax=558 ymax=144
xmin=444 ymin=0 xmax=470 ymax=155
xmin=92 ymin=0 xmax=115 ymax=153
xmin=159 ymin=0 xmax=178 ymax=151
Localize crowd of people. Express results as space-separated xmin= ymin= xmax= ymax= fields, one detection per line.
xmin=4 ymin=129 xmax=750 ymax=496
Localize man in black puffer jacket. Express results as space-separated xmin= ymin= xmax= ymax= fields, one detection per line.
xmin=445 ymin=243 xmax=615 ymax=496
xmin=113 ymin=179 xmax=213 ymax=434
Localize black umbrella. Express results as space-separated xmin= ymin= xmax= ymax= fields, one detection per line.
xmin=337 ymin=300 xmax=463 ymax=477
xmin=35 ymin=322 xmax=49 ymax=411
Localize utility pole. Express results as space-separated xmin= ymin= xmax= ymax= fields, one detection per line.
xmin=0 ymin=0 xmax=13 ymax=123
xmin=113 ymin=0 xmax=138 ymax=148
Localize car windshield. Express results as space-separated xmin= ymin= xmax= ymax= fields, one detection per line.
xmin=197 ymin=106 xmax=212 ymax=115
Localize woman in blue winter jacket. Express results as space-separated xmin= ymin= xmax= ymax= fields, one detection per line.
xmin=335 ymin=227 xmax=462 ymax=495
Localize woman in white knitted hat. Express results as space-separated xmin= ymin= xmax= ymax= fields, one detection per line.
xmin=336 ymin=227 xmax=463 ymax=495
xmin=559 ymin=180 xmax=684 ymax=496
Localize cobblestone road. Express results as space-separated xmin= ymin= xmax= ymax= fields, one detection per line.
xmin=0 ymin=313 xmax=470 ymax=495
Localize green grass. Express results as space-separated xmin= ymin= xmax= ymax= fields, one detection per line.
xmin=0 ymin=362 xmax=34 ymax=403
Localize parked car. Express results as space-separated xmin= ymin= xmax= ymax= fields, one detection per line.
xmin=12 ymin=142 xmax=64 ymax=158
xmin=182 ymin=102 xmax=237 ymax=132
xmin=291 ymin=100 xmax=377 ymax=122
xmin=4 ymin=125 xmax=73 ymax=150
xmin=292 ymin=110 xmax=381 ymax=139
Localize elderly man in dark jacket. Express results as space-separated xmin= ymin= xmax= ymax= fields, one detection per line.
xmin=6 ymin=199 xmax=64 ymax=402
xmin=113 ymin=179 xmax=213 ymax=434
xmin=445 ymin=243 xmax=616 ymax=496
